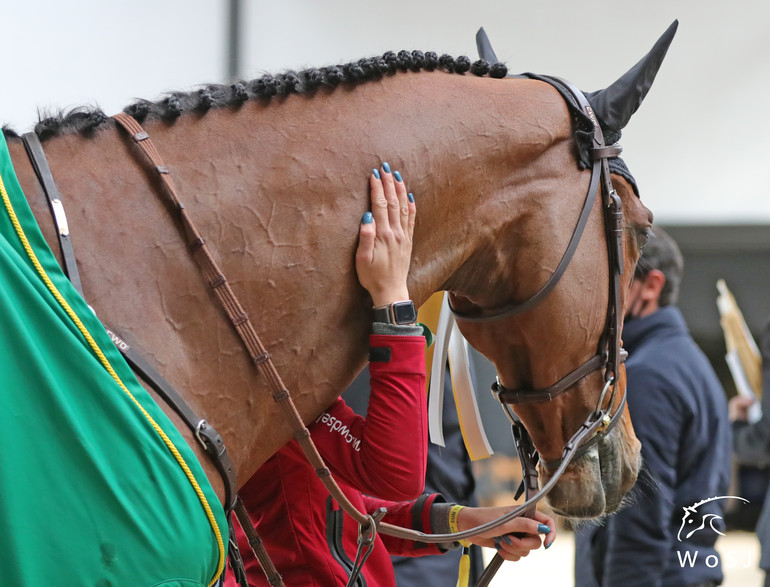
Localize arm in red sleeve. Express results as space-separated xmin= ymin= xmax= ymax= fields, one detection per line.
xmin=362 ymin=493 xmax=447 ymax=557
xmin=304 ymin=333 xmax=427 ymax=501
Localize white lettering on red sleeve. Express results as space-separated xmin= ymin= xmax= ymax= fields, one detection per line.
xmin=314 ymin=411 xmax=361 ymax=452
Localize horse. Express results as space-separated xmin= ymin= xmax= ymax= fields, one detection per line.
xmin=1 ymin=22 xmax=674 ymax=583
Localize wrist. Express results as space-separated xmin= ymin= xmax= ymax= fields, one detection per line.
xmin=370 ymin=288 xmax=410 ymax=308
xmin=448 ymin=505 xmax=471 ymax=547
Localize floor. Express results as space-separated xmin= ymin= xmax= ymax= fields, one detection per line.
xmin=481 ymin=530 xmax=764 ymax=586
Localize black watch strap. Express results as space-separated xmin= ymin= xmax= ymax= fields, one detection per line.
xmin=372 ymin=300 xmax=417 ymax=325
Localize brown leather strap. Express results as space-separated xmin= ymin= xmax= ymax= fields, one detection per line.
xmin=112 ymin=112 xmax=378 ymax=565
xmin=591 ymin=144 xmax=623 ymax=160
xmin=234 ymin=497 xmax=285 ymax=587
xmin=492 ymin=354 xmax=606 ymax=404
xmin=22 ymin=129 xmax=241 ymax=513
xmin=448 ymin=154 xmax=602 ymax=323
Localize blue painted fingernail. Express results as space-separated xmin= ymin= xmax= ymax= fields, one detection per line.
xmin=382 ymin=162 xmax=391 ymax=173
xmin=362 ymin=212 xmax=373 ymax=224
xmin=545 ymin=540 xmax=553 ymax=549
xmin=493 ymin=537 xmax=502 ymax=551
xmin=394 ymin=170 xmax=402 ymax=182
xmin=502 ymin=535 xmax=512 ymax=545
xmin=372 ymin=169 xmax=380 ymax=179
xmin=538 ymin=524 xmax=551 ymax=534
xmin=407 ymin=192 xmax=414 ymax=203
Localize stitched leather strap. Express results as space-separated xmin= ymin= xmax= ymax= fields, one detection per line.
xmin=234 ymin=498 xmax=284 ymax=587
xmin=112 ymin=113 xmax=374 ymax=523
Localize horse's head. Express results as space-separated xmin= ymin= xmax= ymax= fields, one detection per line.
xmin=447 ymin=22 xmax=678 ymax=519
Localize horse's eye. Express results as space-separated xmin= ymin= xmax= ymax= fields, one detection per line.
xmin=637 ymin=228 xmax=652 ymax=250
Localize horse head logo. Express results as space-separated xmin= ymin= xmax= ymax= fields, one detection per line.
xmin=677 ymin=496 xmax=749 ymax=542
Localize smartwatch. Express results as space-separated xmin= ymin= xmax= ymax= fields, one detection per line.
xmin=373 ymin=300 xmax=418 ymax=325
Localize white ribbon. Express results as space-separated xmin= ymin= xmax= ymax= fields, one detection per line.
xmin=427 ymin=293 xmax=493 ymax=460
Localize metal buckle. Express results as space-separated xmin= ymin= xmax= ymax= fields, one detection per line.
xmin=194 ymin=419 xmax=209 ymax=449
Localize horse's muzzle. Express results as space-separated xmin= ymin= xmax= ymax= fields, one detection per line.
xmin=539 ymin=427 xmax=641 ymax=519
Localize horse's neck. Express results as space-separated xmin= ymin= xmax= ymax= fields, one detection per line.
xmin=9 ymin=72 xmax=570 ymax=481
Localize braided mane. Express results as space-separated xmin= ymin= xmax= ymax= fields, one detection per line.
xmin=22 ymin=51 xmax=507 ymax=141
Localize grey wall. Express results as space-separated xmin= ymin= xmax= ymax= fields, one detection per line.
xmin=2 ymin=0 xmax=770 ymax=224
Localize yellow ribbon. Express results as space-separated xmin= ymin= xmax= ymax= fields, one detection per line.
xmin=449 ymin=504 xmax=472 ymax=587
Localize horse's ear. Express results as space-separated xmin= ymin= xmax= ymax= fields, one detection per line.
xmin=476 ymin=27 xmax=500 ymax=64
xmin=586 ymin=20 xmax=679 ymax=133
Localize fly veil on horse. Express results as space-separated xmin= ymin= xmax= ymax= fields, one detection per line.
xmin=0 ymin=21 xmax=675 ymax=586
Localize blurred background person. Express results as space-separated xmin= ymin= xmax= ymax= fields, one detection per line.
xmin=574 ymin=227 xmax=732 ymax=587
xmin=729 ymin=315 xmax=770 ymax=586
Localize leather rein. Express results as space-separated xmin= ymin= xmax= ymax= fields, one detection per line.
xmin=21 ymin=75 xmax=629 ymax=587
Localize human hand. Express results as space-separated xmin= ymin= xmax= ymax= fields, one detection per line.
xmin=729 ymin=395 xmax=756 ymax=422
xmin=456 ymin=506 xmax=556 ymax=561
xmin=355 ymin=163 xmax=416 ymax=307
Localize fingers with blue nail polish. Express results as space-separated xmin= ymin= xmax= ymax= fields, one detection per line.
xmin=455 ymin=506 xmax=557 ymax=561
xmin=357 ymin=161 xmax=414 ymax=306
xmin=408 ymin=193 xmax=414 ymax=203
xmin=393 ymin=170 xmax=402 ymax=182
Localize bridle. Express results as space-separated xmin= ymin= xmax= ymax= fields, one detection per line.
xmin=20 ymin=75 xmax=632 ymax=587
xmin=451 ymin=74 xmax=629 ymax=454
xmin=447 ymin=75 xmax=630 ymax=584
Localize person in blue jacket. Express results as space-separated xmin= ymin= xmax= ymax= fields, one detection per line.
xmin=574 ymin=227 xmax=732 ymax=587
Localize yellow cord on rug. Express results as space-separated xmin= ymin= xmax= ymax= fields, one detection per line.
xmin=449 ymin=504 xmax=471 ymax=587
xmin=0 ymin=174 xmax=225 ymax=586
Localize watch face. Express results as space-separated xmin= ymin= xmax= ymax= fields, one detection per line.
xmin=393 ymin=301 xmax=417 ymax=324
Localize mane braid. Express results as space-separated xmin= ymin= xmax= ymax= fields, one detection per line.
xmin=30 ymin=50 xmax=507 ymax=140
xmin=2 ymin=125 xmax=19 ymax=140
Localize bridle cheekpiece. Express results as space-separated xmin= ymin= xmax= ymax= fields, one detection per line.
xmin=450 ymin=75 xmax=629 ymax=472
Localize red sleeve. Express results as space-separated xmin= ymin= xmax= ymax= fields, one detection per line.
xmin=362 ymin=493 xmax=446 ymax=556
xmin=305 ymin=334 xmax=427 ymax=501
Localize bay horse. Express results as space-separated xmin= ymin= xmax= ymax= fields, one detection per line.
xmin=2 ymin=22 xmax=674 ymax=579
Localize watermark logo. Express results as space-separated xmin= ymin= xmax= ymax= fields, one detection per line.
xmin=677 ymin=496 xmax=750 ymax=542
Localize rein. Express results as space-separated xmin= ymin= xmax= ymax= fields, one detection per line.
xmin=21 ymin=73 xmax=629 ymax=585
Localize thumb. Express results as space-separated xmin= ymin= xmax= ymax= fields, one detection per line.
xmin=356 ymin=212 xmax=375 ymax=262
